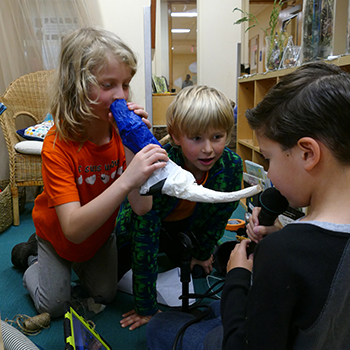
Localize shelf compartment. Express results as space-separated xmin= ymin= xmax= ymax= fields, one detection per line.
xmin=237 ymin=80 xmax=254 ymax=141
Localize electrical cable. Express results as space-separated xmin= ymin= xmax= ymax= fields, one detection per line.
xmin=170 ymin=278 xmax=224 ymax=312
xmin=179 ymin=278 xmax=225 ymax=302
xmin=171 ymin=277 xmax=225 ymax=349
xmin=205 ymin=275 xmax=224 ymax=299
xmin=171 ymin=305 xmax=212 ymax=350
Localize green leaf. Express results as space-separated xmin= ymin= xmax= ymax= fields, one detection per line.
xmin=232 ymin=8 xmax=244 ymax=14
xmin=234 ymin=17 xmax=249 ymax=25
xmin=245 ymin=24 xmax=257 ymax=32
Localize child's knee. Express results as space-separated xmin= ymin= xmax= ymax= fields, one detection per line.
xmin=36 ymin=298 xmax=67 ymax=318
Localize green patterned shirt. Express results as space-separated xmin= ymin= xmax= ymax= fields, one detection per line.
xmin=116 ymin=144 xmax=243 ymax=315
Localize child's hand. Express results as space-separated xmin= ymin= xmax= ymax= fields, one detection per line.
xmin=123 ymin=144 xmax=168 ymax=189
xmin=127 ymin=102 xmax=148 ymax=119
xmin=191 ymin=255 xmax=213 ymax=275
xmin=246 ymin=207 xmax=282 ymax=243
xmin=108 ymin=102 xmax=151 ymax=131
xmin=120 ymin=309 xmax=161 ymax=331
xmin=226 ymin=239 xmax=253 ymax=273
xmin=127 ymin=102 xmax=152 ymax=129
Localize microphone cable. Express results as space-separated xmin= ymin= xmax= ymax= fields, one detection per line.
xmin=179 ymin=278 xmax=225 ymax=306
xmin=171 ymin=304 xmax=212 ymax=350
xmin=172 ymin=277 xmax=225 ymax=350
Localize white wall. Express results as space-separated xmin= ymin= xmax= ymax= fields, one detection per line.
xmin=152 ymin=0 xmax=169 ymax=81
xmin=197 ymin=0 xmax=242 ymax=103
xmin=99 ymin=0 xmax=245 ymax=104
xmin=97 ymin=0 xmax=150 ymax=107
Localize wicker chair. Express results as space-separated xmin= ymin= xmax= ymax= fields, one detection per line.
xmin=0 ymin=70 xmax=55 ymax=225
xmin=158 ymin=133 xmax=170 ymax=146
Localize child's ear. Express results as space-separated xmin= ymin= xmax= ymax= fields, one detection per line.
xmin=171 ymin=133 xmax=181 ymax=146
xmin=297 ymin=137 xmax=321 ymax=171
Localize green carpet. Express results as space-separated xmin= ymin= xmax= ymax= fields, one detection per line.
xmin=0 ymin=201 xmax=245 ymax=349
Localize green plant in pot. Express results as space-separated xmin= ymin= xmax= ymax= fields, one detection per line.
xmin=233 ymin=0 xmax=288 ymax=71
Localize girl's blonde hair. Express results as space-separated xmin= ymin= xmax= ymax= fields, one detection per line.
xmin=50 ymin=26 xmax=138 ymax=142
xmin=166 ymin=85 xmax=234 ymax=147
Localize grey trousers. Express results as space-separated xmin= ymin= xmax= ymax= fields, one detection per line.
xmin=23 ymin=233 xmax=118 ymax=318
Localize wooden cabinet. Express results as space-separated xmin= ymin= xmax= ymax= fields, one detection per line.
xmin=152 ymin=93 xmax=176 ymax=126
xmin=236 ymin=55 xmax=350 ymax=173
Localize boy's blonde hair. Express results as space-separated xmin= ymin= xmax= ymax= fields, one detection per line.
xmin=166 ymin=85 xmax=234 ymax=147
xmin=50 ymin=26 xmax=138 ymax=142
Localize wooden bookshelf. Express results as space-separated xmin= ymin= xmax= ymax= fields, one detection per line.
xmin=236 ymin=54 xmax=350 ymax=173
xmin=236 ymin=55 xmax=350 ymax=209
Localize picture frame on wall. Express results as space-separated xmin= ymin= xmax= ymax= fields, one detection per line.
xmin=249 ymin=35 xmax=259 ymax=74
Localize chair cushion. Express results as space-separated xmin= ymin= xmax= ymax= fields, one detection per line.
xmin=16 ymin=113 xmax=53 ymax=141
xmin=15 ymin=141 xmax=43 ymax=155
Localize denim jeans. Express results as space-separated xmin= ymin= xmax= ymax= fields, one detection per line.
xmin=146 ymin=300 xmax=223 ymax=350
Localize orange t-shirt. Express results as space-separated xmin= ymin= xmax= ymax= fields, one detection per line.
xmin=32 ymin=126 xmax=126 ymax=262
xmin=164 ymin=171 xmax=208 ymax=222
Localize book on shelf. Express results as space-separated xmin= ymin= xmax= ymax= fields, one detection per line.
xmin=243 ymin=160 xmax=304 ymax=224
xmin=244 ymin=160 xmax=272 ymax=189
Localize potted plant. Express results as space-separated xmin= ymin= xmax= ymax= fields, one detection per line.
xmin=233 ymin=0 xmax=288 ymax=71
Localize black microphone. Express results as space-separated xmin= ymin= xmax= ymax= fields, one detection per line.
xmin=258 ymin=187 xmax=289 ymax=226
xmin=245 ymin=187 xmax=289 ymax=256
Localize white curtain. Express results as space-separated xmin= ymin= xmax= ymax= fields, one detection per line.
xmin=0 ymin=0 xmax=102 ymax=94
